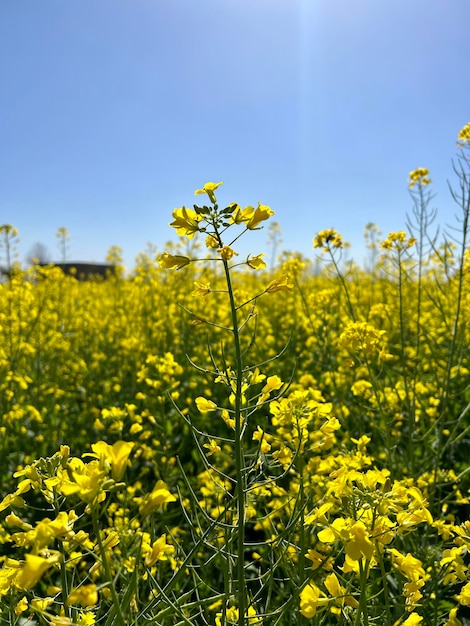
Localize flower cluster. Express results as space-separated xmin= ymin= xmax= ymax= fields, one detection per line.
xmin=313 ymin=228 xmax=344 ymax=252
xmin=381 ymin=231 xmax=417 ymax=252
xmin=457 ymin=121 xmax=470 ymax=147
xmin=408 ymin=167 xmax=432 ymax=188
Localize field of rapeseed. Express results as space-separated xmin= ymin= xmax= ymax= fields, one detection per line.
xmin=0 ymin=124 xmax=470 ymax=626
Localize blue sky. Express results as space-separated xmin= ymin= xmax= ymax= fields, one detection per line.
xmin=1 ymin=0 xmax=469 ymax=270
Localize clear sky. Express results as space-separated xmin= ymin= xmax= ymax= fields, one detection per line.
xmin=1 ymin=0 xmax=469 ymax=271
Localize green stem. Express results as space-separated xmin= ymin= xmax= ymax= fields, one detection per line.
xmin=328 ymin=247 xmax=356 ymax=322
xmin=377 ymin=546 xmax=392 ymax=626
xmin=354 ymin=560 xmax=369 ymax=626
xmin=92 ymin=507 xmax=126 ymax=626
xmin=222 ymin=256 xmax=247 ymax=626
xmin=397 ymin=254 xmax=415 ymax=474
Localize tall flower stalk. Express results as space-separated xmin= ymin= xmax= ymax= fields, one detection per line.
xmin=160 ymin=182 xmax=292 ymax=625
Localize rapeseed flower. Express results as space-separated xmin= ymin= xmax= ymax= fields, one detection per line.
xmin=14 ymin=596 xmax=28 ymax=615
xmin=381 ymin=231 xmax=416 ymax=251
xmin=324 ymin=572 xmax=359 ymax=609
xmin=245 ymin=203 xmax=274 ymax=229
xmin=443 ymin=608 xmax=463 ymax=626
xmin=66 ymin=584 xmax=99 ymax=607
xmin=457 ymin=122 xmax=470 ymax=147
xmin=192 ymin=281 xmax=211 ymax=296
xmin=77 ymin=614 xmax=96 ymax=626
xmin=84 ymin=440 xmax=134 ymax=481
xmin=265 ymin=274 xmax=293 ymax=293
xmin=205 ymin=234 xmax=219 ymax=248
xmin=195 ymin=397 xmax=218 ymax=412
xmin=408 ymin=167 xmax=431 ymax=188
xmin=455 ymin=581 xmax=470 ymax=606
xmin=194 ymin=181 xmax=223 ymax=204
xmin=299 ymin=581 xmax=328 ymax=618
xmin=339 ymin=321 xmax=386 ymax=355
xmin=139 ymin=480 xmax=177 ymax=516
xmin=30 ymin=597 xmax=54 ymax=612
xmin=229 ymin=203 xmax=274 ymax=229
xmin=219 ymin=245 xmax=237 ymax=261
xmin=143 ymin=534 xmax=175 ymax=566
xmin=203 ymin=439 xmax=222 ymax=455
xmin=313 ymin=229 xmax=343 ymax=251
xmin=169 ymin=206 xmax=202 ymax=238
xmin=159 ymin=252 xmax=191 ymax=270
xmin=247 ymin=253 xmax=266 ymax=270
xmin=15 ymin=553 xmax=60 ymax=590
xmin=47 ymin=459 xmax=110 ymax=505
xmin=230 ymin=204 xmax=253 ymax=225
xmin=215 ymin=605 xmax=261 ymax=625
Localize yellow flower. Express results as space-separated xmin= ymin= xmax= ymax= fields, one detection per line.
xmin=381 ymin=231 xmax=416 ymax=252
xmin=139 ymin=480 xmax=177 ymax=516
xmin=389 ymin=549 xmax=425 ymax=581
xmin=262 ymin=375 xmax=283 ymax=394
xmin=345 ymin=521 xmax=375 ymax=561
xmin=444 ymin=607 xmax=463 ymax=626
xmin=339 ymin=322 xmax=386 ymax=354
xmin=258 ymin=375 xmax=283 ymax=404
xmin=265 ymin=274 xmax=293 ymax=293
xmin=10 ymin=510 xmax=77 ymax=552
xmin=66 ymin=584 xmax=99 ymax=608
xmin=248 ymin=367 xmax=266 ymax=385
xmin=230 ymin=204 xmax=252 ymax=225
xmin=219 ymin=245 xmax=237 ymax=261
xmin=0 ymin=479 xmax=31 ymax=512
xmin=272 ymin=444 xmax=293 ymax=470
xmin=408 ymin=168 xmax=431 ymax=188
xmin=247 ymin=253 xmax=266 ymax=270
xmin=455 ymin=581 xmax=470 ymax=606
xmin=245 ymin=203 xmax=274 ymax=229
xmin=5 ymin=512 xmax=33 ymax=531
xmin=195 ymin=397 xmax=218 ymax=412
xmin=101 ymin=530 xmax=120 ymax=550
xmin=305 ymin=547 xmax=334 ymax=570
xmin=324 ymin=572 xmax=359 ymax=608
xmin=457 ymin=122 xmax=470 ymax=147
xmin=192 ymin=281 xmax=211 ymax=296
xmin=221 ymin=409 xmax=235 ymax=429
xmin=205 ymin=234 xmax=219 ymax=249
xmin=299 ymin=582 xmax=328 ymax=618
xmin=85 ymin=441 xmax=134 ymax=481
xmin=313 ymin=229 xmax=343 ymax=251
xmin=396 ymin=506 xmax=433 ymax=531
xmin=194 ymin=181 xmax=224 ymax=204
xmin=169 ymin=206 xmax=202 ymax=239
xmin=15 ymin=596 xmax=28 ymax=615
xmin=15 ymin=553 xmax=60 ymax=590
xmin=203 ymin=439 xmax=222 ymax=455
xmin=144 ymin=534 xmax=175 ymax=566
xmin=158 ymin=252 xmax=191 ymax=270
xmin=30 ymin=597 xmax=54 ymax=612
xmin=215 ymin=605 xmax=261 ymax=625
xmin=252 ymin=426 xmax=271 ymax=453
xmin=77 ymin=613 xmax=96 ymax=626
xmin=44 ymin=464 xmax=84 ymax=501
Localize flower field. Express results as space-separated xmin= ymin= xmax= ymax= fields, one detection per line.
xmin=1 ymin=125 xmax=470 ymax=625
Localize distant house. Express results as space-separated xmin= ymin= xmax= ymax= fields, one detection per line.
xmin=40 ymin=262 xmax=117 ymax=280
xmin=0 ymin=262 xmax=118 ymax=281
